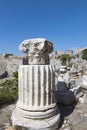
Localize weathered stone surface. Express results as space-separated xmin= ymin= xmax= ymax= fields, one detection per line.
xmin=12 ymin=38 xmax=60 ymax=130
xmin=12 ymin=65 xmax=60 ymax=130
xmin=68 ymin=79 xmax=76 ymax=89
xmin=82 ymin=75 xmax=87 ymax=86
xmin=56 ymin=90 xmax=75 ymax=106
xmin=57 ymin=81 xmax=68 ymax=92
xmin=63 ymin=73 xmax=70 ymax=83
xmin=19 ymin=38 xmax=54 ymax=65
xmin=0 ymin=57 xmax=22 ymax=77
xmin=65 ymin=103 xmax=87 ymax=130
xmin=0 ymin=104 xmax=15 ymax=126
xmin=59 ymin=66 xmax=67 ymax=74
xmin=70 ymin=85 xmax=83 ymax=100
xmin=79 ymin=93 xmax=87 ymax=103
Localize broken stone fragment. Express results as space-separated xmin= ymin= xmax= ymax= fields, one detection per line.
xmin=82 ymin=75 xmax=87 ymax=86
xmin=56 ymin=90 xmax=76 ymax=106
xmin=19 ymin=38 xmax=54 ymax=65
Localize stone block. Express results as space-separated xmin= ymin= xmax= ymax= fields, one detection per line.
xmin=56 ymin=91 xmax=76 ymax=106
xmin=57 ymin=81 xmax=68 ymax=92
xmin=70 ymin=85 xmax=83 ymax=100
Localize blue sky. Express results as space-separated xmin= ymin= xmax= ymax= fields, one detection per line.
xmin=0 ymin=0 xmax=87 ymax=55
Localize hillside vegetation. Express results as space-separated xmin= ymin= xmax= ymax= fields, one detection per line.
xmin=0 ymin=72 xmax=18 ymax=107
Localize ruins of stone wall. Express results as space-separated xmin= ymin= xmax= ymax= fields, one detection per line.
xmin=0 ymin=56 xmax=22 ymax=77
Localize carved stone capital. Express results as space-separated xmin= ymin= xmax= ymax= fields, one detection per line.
xmin=19 ymin=38 xmax=54 ymax=65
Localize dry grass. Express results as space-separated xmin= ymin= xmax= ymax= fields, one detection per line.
xmin=6 ymin=126 xmax=16 ymax=130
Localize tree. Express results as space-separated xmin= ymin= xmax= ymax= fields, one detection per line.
xmin=60 ymin=54 xmax=71 ymax=65
xmin=82 ymin=49 xmax=87 ymax=61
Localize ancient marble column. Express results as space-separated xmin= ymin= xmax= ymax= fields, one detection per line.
xmin=11 ymin=38 xmax=60 ymax=130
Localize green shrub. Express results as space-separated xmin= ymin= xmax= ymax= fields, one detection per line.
xmin=13 ymin=71 xmax=18 ymax=79
xmin=60 ymin=54 xmax=71 ymax=65
xmin=0 ymin=71 xmax=18 ymax=107
xmin=0 ymin=89 xmax=15 ymax=105
xmin=82 ymin=49 xmax=87 ymax=61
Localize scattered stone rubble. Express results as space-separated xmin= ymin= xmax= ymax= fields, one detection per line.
xmin=0 ymin=43 xmax=87 ymax=129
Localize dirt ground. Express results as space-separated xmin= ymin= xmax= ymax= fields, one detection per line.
xmin=58 ymin=102 xmax=87 ymax=130
xmin=0 ymin=102 xmax=87 ymax=130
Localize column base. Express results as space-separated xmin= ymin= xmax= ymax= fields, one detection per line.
xmin=11 ymin=107 xmax=60 ymax=130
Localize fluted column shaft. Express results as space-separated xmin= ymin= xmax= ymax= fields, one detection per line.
xmin=18 ymin=65 xmax=56 ymax=111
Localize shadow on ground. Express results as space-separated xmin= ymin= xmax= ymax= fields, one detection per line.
xmin=57 ymin=102 xmax=77 ymax=129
